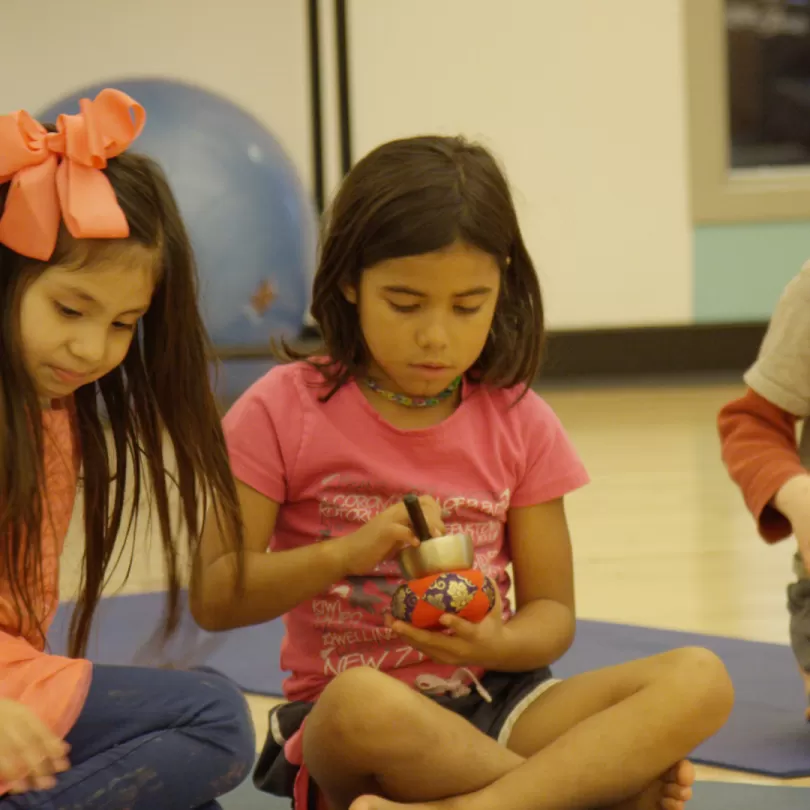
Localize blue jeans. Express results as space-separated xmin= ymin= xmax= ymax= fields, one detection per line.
xmin=1 ymin=664 xmax=255 ymax=809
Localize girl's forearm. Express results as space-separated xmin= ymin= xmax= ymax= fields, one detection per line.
xmin=492 ymin=600 xmax=575 ymax=671
xmin=190 ymin=537 xmax=350 ymax=631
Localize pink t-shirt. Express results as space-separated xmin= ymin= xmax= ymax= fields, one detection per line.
xmin=223 ymin=361 xmax=589 ymax=702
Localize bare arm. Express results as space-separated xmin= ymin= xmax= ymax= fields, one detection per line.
xmin=190 ymin=481 xmax=440 ymax=631
xmin=494 ymin=497 xmax=576 ymax=670
xmin=190 ymin=480 xmax=351 ymax=631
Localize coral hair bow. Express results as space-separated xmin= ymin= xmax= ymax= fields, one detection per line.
xmin=0 ymin=89 xmax=146 ymax=262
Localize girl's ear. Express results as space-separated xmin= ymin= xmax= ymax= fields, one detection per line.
xmin=342 ymin=284 xmax=358 ymax=304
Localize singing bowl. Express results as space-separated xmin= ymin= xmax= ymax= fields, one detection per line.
xmin=398 ymin=532 xmax=474 ymax=579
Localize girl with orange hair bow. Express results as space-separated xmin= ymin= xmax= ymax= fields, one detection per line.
xmin=0 ymin=89 xmax=254 ymax=807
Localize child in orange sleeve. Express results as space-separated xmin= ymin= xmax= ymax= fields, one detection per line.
xmin=719 ymin=260 xmax=810 ymax=716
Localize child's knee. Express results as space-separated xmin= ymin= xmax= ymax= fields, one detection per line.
xmin=197 ymin=672 xmax=256 ymax=776
xmin=305 ymin=667 xmax=423 ymax=758
xmin=667 ymin=647 xmax=734 ymax=717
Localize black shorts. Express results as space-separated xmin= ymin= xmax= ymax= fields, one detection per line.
xmin=253 ymin=667 xmax=558 ymax=802
xmin=429 ymin=666 xmax=557 ymax=743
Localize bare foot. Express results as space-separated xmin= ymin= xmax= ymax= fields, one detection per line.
xmin=614 ymin=760 xmax=695 ymax=810
xmin=349 ymin=762 xmax=695 ymax=810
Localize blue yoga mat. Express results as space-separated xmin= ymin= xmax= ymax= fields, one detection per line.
xmin=48 ymin=592 xmax=810 ymax=778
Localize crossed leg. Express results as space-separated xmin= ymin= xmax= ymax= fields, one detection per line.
xmin=302 ymin=646 xmax=734 ymax=810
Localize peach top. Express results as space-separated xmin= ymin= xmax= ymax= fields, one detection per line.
xmin=0 ymin=404 xmax=91 ymax=794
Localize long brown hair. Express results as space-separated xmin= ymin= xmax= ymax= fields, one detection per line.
xmin=285 ymin=135 xmax=544 ymax=398
xmin=0 ymin=150 xmax=243 ymax=658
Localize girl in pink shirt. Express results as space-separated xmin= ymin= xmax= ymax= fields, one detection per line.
xmin=195 ymin=136 xmax=734 ymax=810
xmin=0 ymin=90 xmax=254 ymax=807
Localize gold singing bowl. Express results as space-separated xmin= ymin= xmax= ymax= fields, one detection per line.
xmin=398 ymin=532 xmax=474 ymax=579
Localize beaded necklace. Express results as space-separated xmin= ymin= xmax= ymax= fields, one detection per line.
xmin=364 ymin=375 xmax=462 ymax=408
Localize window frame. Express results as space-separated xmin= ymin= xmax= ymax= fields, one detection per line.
xmin=685 ymin=0 xmax=810 ymax=224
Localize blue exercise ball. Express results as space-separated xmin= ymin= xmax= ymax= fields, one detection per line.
xmin=40 ymin=78 xmax=317 ymax=402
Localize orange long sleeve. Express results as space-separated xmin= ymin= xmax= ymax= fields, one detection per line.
xmin=718 ymin=388 xmax=807 ymax=543
xmin=0 ymin=406 xmax=91 ymax=797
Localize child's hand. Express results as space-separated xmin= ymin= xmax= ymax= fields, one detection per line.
xmin=775 ymin=475 xmax=810 ymax=569
xmin=338 ymin=496 xmax=446 ymax=577
xmin=794 ymin=515 xmax=810 ymax=575
xmin=0 ymin=699 xmax=71 ymax=794
xmin=385 ymin=580 xmax=508 ymax=669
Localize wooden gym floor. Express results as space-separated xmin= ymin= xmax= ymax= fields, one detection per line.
xmin=59 ymin=377 xmax=807 ymax=788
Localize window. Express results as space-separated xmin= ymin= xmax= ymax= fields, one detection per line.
xmin=728 ymin=0 xmax=810 ymax=169
xmin=685 ymin=0 xmax=810 ymax=222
